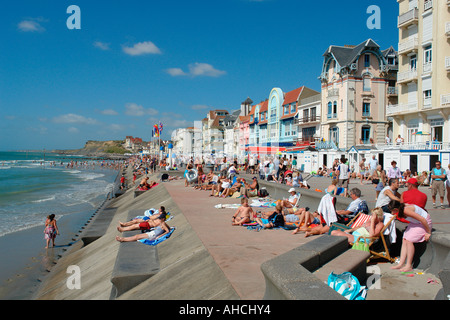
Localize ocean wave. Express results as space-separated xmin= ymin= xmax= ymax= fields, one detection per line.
xmin=0 ymin=166 xmax=11 ymax=170
xmin=32 ymin=195 xmax=56 ymax=203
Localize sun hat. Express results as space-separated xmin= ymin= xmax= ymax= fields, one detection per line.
xmin=288 ymin=188 xmax=296 ymax=193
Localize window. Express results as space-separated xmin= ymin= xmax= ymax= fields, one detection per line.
xmin=302 ymin=109 xmax=309 ymax=122
xmin=327 ymin=102 xmax=332 ymax=119
xmin=410 ymin=55 xmax=417 ymax=70
xmin=424 ymin=45 xmax=432 ymax=65
xmin=311 ymin=107 xmax=317 ymax=121
xmin=364 ymin=54 xmax=371 ymax=68
xmin=423 ymin=90 xmax=432 ymax=107
xmin=291 ymin=103 xmax=296 ymax=113
xmin=363 ymin=103 xmax=371 ymax=117
xmin=361 ymin=126 xmax=371 ymax=144
xmin=333 ymin=101 xmax=337 ymax=117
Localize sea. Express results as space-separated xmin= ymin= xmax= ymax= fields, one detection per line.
xmin=0 ymin=151 xmax=120 ymax=238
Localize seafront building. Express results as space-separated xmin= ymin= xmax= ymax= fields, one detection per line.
xmin=171 ymin=2 xmax=450 ymax=173
xmin=378 ymin=0 xmax=450 ymax=173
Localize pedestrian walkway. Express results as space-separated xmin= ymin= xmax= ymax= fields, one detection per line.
xmin=164 ymin=175 xmax=445 ymax=300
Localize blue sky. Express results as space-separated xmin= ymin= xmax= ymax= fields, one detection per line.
xmin=0 ymin=0 xmax=399 ymax=150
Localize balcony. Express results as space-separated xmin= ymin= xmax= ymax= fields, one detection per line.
xmin=398 ymin=8 xmax=418 ymax=29
xmin=423 ymin=96 xmax=432 ymax=110
xmin=295 ymin=115 xmax=321 ymax=126
xmin=398 ymin=36 xmax=418 ymax=55
xmin=424 ymin=0 xmax=433 ymax=11
xmin=446 ymin=57 xmax=450 ymax=72
xmin=446 ymin=22 xmax=450 ymax=38
xmin=423 ymin=62 xmax=432 ymax=75
xmin=387 ymin=87 xmax=398 ymax=96
xmin=397 ymin=69 xmax=418 ymax=84
xmin=442 ymin=94 xmax=450 ymax=107
xmin=386 ymin=101 xmax=418 ymax=116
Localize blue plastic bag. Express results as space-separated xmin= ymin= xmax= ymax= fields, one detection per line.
xmin=327 ymin=272 xmax=367 ymax=300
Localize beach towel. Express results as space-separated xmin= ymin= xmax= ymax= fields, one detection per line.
xmin=383 ymin=212 xmax=397 ymax=244
xmin=138 ymin=227 xmax=176 ymax=246
xmin=317 ymin=193 xmax=337 ymax=226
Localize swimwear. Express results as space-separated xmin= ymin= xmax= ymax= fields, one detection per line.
xmin=139 ymin=222 xmax=151 ymax=230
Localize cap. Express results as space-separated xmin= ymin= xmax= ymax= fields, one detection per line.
xmin=252 ymin=176 xmax=257 ymax=180
xmin=407 ymin=178 xmax=418 ymax=186
xmin=288 ymin=188 xmax=296 ymax=193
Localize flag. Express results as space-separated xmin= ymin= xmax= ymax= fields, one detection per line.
xmin=159 ymin=122 xmax=163 ymax=133
xmin=154 ymin=124 xmax=159 ymax=137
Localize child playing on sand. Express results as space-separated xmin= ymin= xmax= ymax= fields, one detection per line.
xmin=44 ymin=214 xmax=59 ymax=248
xmin=232 ymin=198 xmax=255 ymax=226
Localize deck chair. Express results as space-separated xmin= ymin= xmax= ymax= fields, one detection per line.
xmin=328 ymin=212 xmax=371 ymax=235
xmin=352 ymin=213 xmax=397 ymax=263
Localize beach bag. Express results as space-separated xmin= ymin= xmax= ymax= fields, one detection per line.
xmin=327 ymin=272 xmax=367 ymax=300
xmin=352 ymin=241 xmax=370 ymax=252
xmin=258 ymin=188 xmax=269 ymax=197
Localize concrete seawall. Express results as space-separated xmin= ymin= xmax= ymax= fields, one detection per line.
xmin=33 ymin=171 xmax=238 ymax=300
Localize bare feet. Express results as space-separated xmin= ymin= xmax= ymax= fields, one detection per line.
xmin=399 ymin=266 xmax=413 ymax=273
xmin=116 ymin=236 xmax=124 ymax=242
xmin=390 ymin=264 xmax=403 ymax=270
xmin=117 ymin=226 xmax=124 ymax=232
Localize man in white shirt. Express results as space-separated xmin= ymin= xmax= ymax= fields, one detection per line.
xmin=369 ymin=155 xmax=378 ymax=176
xmin=336 ymin=158 xmax=349 ymax=197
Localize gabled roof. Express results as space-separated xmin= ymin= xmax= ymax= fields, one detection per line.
xmin=283 ymin=86 xmax=304 ymax=105
xmin=324 ymin=39 xmax=381 ymax=68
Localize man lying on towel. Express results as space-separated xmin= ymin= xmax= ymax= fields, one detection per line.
xmin=116 ymin=213 xmax=171 ymax=243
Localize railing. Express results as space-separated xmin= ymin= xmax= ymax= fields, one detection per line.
xmin=423 ymin=62 xmax=432 ymax=74
xmin=387 ymin=87 xmax=398 ymax=95
xmin=423 ymin=97 xmax=432 ymax=109
xmin=446 ymin=22 xmax=450 ymax=36
xmin=386 ymin=101 xmax=418 ymax=115
xmin=376 ymin=141 xmax=449 ymax=151
xmin=327 ymin=113 xmax=337 ymax=120
xmin=424 ymin=0 xmax=433 ymax=11
xmin=295 ymin=115 xmax=321 ymax=125
xmin=397 ymin=69 xmax=418 ymax=83
xmin=398 ymin=8 xmax=418 ymax=28
xmin=442 ymin=94 xmax=450 ymax=107
xmin=446 ymin=57 xmax=450 ymax=71
xmin=398 ymin=36 xmax=418 ymax=55
xmin=315 ymin=140 xmax=338 ymax=150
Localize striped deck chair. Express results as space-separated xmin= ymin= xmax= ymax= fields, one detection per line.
xmin=352 ymin=213 xmax=397 ymax=263
xmin=327 ymin=212 xmax=371 ymax=235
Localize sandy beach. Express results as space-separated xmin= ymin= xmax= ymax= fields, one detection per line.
xmin=0 ymin=194 xmax=111 ymax=300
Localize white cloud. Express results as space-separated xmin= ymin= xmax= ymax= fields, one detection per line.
xmin=166 ymin=68 xmax=187 ymax=76
xmin=122 ymin=41 xmax=162 ymax=56
xmin=100 ymin=109 xmax=118 ymax=116
xmin=17 ymin=19 xmax=46 ymax=33
xmin=125 ymin=103 xmax=158 ymax=117
xmin=68 ymin=127 xmax=79 ymax=134
xmin=189 ymin=63 xmax=226 ymax=77
xmin=93 ymin=41 xmax=111 ymax=51
xmin=166 ymin=63 xmax=226 ymax=78
xmin=191 ymin=104 xmax=210 ymax=110
xmin=52 ymin=113 xmax=99 ymax=125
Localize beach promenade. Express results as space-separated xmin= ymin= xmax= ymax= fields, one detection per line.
xmin=28 ymin=166 xmax=449 ymax=301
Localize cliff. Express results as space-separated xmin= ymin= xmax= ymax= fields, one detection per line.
xmin=53 ymin=140 xmax=129 ymax=157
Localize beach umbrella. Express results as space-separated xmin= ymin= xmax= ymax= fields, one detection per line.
xmin=413 ymin=131 xmax=431 ymax=135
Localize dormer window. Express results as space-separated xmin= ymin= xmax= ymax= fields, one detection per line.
xmin=364 ymin=54 xmax=371 ymax=68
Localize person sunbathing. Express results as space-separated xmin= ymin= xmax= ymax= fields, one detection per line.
xmin=222 ymin=178 xmax=243 ymax=198
xmin=291 ymin=211 xmax=322 ymax=235
xmin=231 ymin=198 xmax=254 ymax=226
xmin=118 ymin=207 xmax=167 ymax=227
xmin=255 ymin=203 xmax=284 ymax=229
xmin=116 ymin=218 xmax=171 ymax=243
xmin=117 ymin=212 xmax=167 ymax=232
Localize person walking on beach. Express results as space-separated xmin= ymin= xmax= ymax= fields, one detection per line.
xmin=44 ymin=214 xmax=59 ymax=248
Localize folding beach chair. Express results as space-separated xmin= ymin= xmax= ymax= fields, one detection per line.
xmin=352 ymin=213 xmax=397 ymax=263
xmin=328 ymin=212 xmax=370 ymax=235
